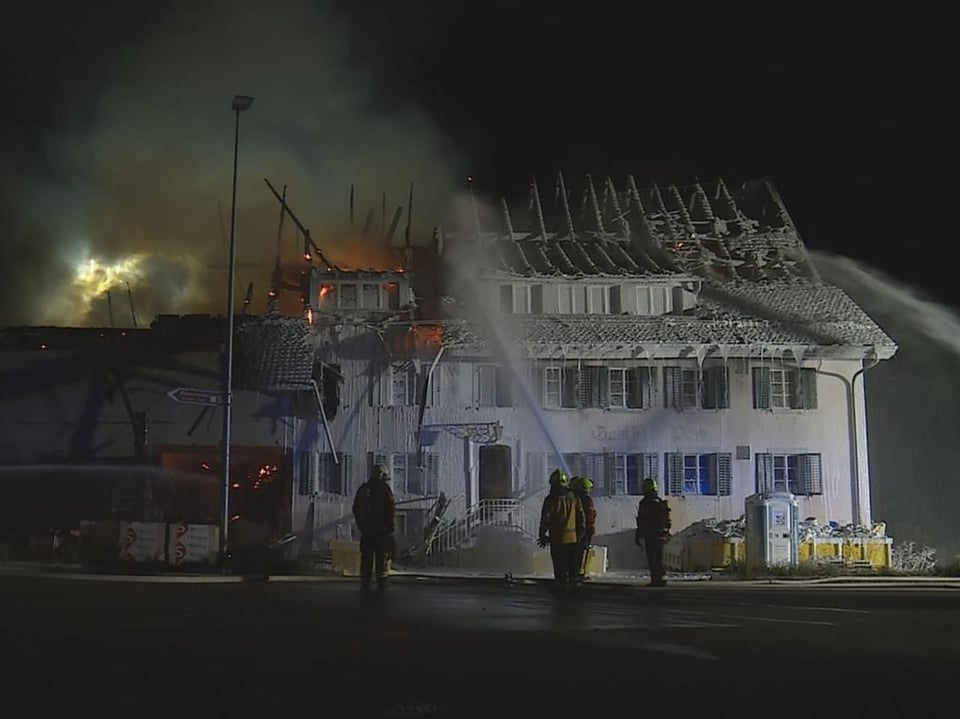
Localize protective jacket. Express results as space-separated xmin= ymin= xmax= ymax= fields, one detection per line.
xmin=572 ymin=489 xmax=596 ymax=542
xmin=539 ymin=489 xmax=585 ymax=545
xmin=352 ymin=480 xmax=396 ymax=535
xmin=636 ymin=495 xmax=671 ymax=537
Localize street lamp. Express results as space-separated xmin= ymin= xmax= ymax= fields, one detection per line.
xmin=221 ymin=94 xmax=254 ymax=570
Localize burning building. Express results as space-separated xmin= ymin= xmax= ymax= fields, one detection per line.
xmin=0 ymin=175 xmax=896 ymax=570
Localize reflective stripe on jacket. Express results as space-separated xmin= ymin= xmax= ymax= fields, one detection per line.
xmin=539 ymin=490 xmax=585 ymax=545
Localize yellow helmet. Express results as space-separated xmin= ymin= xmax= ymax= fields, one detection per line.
xmin=549 ymin=469 xmax=569 ymax=489
xmin=571 ymin=476 xmax=594 ymax=492
xmin=642 ymin=477 xmax=659 ymax=494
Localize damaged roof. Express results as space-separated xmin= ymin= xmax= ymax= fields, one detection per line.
xmin=446 ymin=176 xmax=820 ymax=283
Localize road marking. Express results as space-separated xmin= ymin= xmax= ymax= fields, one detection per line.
xmin=764 ymin=604 xmax=869 ymax=614
xmin=709 ymin=613 xmax=836 ymax=627
xmin=639 ymin=642 xmax=720 ymax=661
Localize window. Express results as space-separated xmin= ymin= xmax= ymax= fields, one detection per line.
xmin=755 ymin=453 xmax=823 ymax=495
xmin=531 ymin=285 xmax=544 ymax=314
xmin=609 ymin=286 xmax=622 ymax=314
xmin=663 ymin=366 xmax=729 ymax=410
xmin=588 ymin=286 xmax=607 ymax=314
xmin=405 ymin=451 xmax=440 ymax=495
xmin=665 ymin=452 xmax=733 ymax=496
xmin=386 ymin=283 xmax=400 ymax=310
xmin=609 ymin=452 xmax=658 ymax=495
xmin=514 ymin=286 xmax=530 ymax=314
xmin=318 ymin=453 xmax=352 ymax=495
xmin=525 ymin=452 xmax=546 ymax=494
xmin=339 ymin=284 xmax=358 ymax=308
xmin=752 ymin=367 xmax=818 ymax=410
xmin=536 ymin=364 xmax=656 ymax=410
xmin=362 ymin=284 xmax=381 ymax=309
xmin=558 ymin=285 xmax=587 ymax=314
xmin=391 ymin=367 xmax=416 ymax=406
xmin=476 ymin=364 xmax=514 ymax=407
xmin=500 ymin=285 xmax=513 ymax=313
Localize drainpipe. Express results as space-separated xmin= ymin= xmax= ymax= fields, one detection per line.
xmin=815 ymin=353 xmax=880 ymax=526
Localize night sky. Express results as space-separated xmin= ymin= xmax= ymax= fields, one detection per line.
xmin=2 ymin=2 xmax=958 ymax=553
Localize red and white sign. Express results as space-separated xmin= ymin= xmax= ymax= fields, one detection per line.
xmin=167 ymin=523 xmax=219 ymax=565
xmin=118 ymin=522 xmax=165 ymax=562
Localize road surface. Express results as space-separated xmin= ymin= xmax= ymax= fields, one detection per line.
xmin=0 ymin=573 xmax=955 ymax=716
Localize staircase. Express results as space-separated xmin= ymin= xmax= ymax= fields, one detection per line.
xmin=425 ymin=496 xmax=543 ymax=557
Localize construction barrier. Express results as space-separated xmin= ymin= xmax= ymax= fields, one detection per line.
xmin=329 ymin=539 xmax=361 ymax=576
xmin=842 ymin=538 xmax=893 ymax=569
xmin=531 ymin=545 xmax=608 ymax=577
xmin=799 ymin=538 xmax=844 ymax=563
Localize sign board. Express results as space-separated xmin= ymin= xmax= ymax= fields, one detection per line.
xmin=168 ymin=523 xmax=219 ymax=565
xmin=167 ymin=387 xmax=223 ymax=406
xmin=118 ymin=522 xmax=166 ymax=563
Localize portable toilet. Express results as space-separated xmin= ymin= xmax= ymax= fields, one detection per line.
xmin=745 ymin=492 xmax=800 ymax=569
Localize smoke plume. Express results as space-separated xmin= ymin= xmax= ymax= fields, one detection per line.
xmin=813 ymin=251 xmax=960 ymax=561
xmin=0 ymin=0 xmax=462 ymax=327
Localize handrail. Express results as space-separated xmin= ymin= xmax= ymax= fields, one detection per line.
xmin=425 ymin=497 xmax=543 ymax=556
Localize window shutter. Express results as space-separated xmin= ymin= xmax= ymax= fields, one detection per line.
xmin=424 ymin=452 xmax=440 ymax=495
xmin=716 ymin=453 xmax=733 ymax=496
xmin=626 ymin=368 xmax=642 ymax=408
xmin=598 ymin=366 xmax=610 ymax=408
xmin=642 ymin=453 xmax=659 ymax=482
xmin=703 ymin=367 xmax=729 ymax=409
xmin=477 ymin=365 xmax=495 ymax=407
xmin=561 ymin=367 xmax=578 ymax=408
xmin=531 ymin=364 xmax=545 ymax=407
xmin=526 ymin=452 xmax=546 ymax=494
xmin=752 ymin=367 xmax=771 ymax=409
xmin=800 ymin=369 xmax=818 ymax=410
xmin=406 ymin=368 xmax=417 ymax=405
xmin=368 ymin=364 xmax=383 ymax=407
xmin=407 ymin=452 xmax=424 ymax=494
xmin=663 ymin=367 xmax=682 ymax=409
xmin=495 ymin=366 xmax=514 ymax=407
xmin=666 ymin=453 xmax=684 ymax=496
xmin=297 ymin=452 xmax=314 ymax=495
xmin=755 ymin=453 xmax=774 ymax=493
xmin=602 ymin=452 xmax=617 ymax=495
xmin=642 ymin=367 xmax=656 ymax=408
xmin=798 ymin=453 xmax=822 ymax=495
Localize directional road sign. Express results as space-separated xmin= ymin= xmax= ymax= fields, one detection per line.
xmin=167 ymin=387 xmax=223 ymax=406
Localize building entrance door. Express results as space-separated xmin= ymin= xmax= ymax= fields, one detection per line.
xmin=478 ymin=444 xmax=512 ymax=500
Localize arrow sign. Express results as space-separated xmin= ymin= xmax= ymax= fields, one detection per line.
xmin=167 ymin=387 xmax=223 ymax=406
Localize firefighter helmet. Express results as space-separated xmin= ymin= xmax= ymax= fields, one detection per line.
xmin=571 ymin=476 xmax=594 ymax=492
xmin=372 ymin=464 xmax=390 ymax=481
xmin=642 ymin=477 xmax=659 ymax=494
xmin=549 ymin=469 xmax=569 ymax=489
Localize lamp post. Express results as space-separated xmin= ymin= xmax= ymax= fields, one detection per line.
xmin=220 ymin=94 xmax=254 ymax=571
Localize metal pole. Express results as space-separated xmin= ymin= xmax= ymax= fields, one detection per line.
xmin=220 ymin=107 xmax=241 ymax=570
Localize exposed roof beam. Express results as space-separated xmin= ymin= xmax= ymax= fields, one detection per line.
xmin=605 ymin=177 xmax=631 ymax=241
xmin=669 ymin=184 xmax=697 ymax=236
xmin=556 ymin=172 xmax=576 ymax=238
xmin=586 ymin=174 xmax=605 ymax=233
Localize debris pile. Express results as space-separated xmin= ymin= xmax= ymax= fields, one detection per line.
xmin=797 ymin=518 xmax=888 ymax=542
xmin=676 ymin=517 xmax=745 ymax=540
xmin=890 ymin=541 xmax=937 ymax=573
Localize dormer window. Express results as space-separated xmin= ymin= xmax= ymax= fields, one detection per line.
xmin=340 ymin=284 xmax=358 ymax=308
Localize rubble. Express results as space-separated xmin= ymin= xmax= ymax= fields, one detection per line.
xmin=675 ymin=517 xmax=890 ymax=543
xmin=890 ymin=541 xmax=937 ymax=573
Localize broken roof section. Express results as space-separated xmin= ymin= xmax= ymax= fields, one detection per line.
xmin=446 ymin=174 xmax=820 ymax=283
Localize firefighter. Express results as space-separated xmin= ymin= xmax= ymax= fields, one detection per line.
xmin=538 ymin=469 xmax=585 ymax=593
xmin=352 ymin=463 xmax=397 ymax=590
xmin=570 ymin=475 xmax=597 ymax=585
xmin=635 ymin=477 xmax=671 ymax=587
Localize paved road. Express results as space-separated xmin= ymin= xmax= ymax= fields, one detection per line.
xmin=0 ymin=574 xmax=956 ymax=716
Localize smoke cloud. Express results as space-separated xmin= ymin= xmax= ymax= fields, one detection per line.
xmin=813 ymin=251 xmax=960 ymax=561
xmin=0 ymin=0 xmax=463 ymax=327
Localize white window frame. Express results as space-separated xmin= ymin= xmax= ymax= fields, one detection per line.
xmin=587 ymin=286 xmax=607 ymax=315
xmin=608 ymin=367 xmax=627 ymax=408
xmin=391 ymin=452 xmax=408 ymax=494
xmin=514 ymin=285 xmax=531 ymax=314
xmin=543 ymin=367 xmax=562 ymax=408
xmin=390 ymin=367 xmax=414 ymax=406
xmin=772 ymin=454 xmax=799 ymax=493
xmin=769 ymin=369 xmax=796 ymax=409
